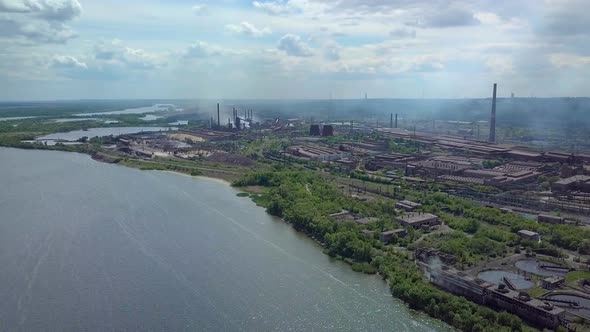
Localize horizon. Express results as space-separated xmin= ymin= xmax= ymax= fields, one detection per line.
xmin=1 ymin=0 xmax=589 ymax=100
xmin=3 ymin=95 xmax=590 ymax=103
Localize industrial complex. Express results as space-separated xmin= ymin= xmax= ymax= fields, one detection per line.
xmin=30 ymin=83 xmax=590 ymax=331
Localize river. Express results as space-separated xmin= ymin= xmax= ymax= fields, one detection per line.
xmin=0 ymin=148 xmax=451 ymax=331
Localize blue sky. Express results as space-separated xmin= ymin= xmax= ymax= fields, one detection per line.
xmin=1 ymin=0 xmax=589 ymax=100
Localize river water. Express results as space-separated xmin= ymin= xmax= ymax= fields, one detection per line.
xmin=0 ymin=148 xmax=451 ymax=331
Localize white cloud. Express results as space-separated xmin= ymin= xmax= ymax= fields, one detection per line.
xmin=50 ymin=55 xmax=87 ymax=69
xmin=183 ymin=41 xmax=221 ymax=58
xmin=252 ymin=1 xmax=296 ymax=15
xmin=0 ymin=0 xmax=82 ymax=21
xmin=278 ymin=34 xmax=313 ymax=57
xmin=225 ymin=21 xmax=271 ymax=37
xmin=0 ymin=16 xmax=77 ymax=43
xmin=0 ymin=0 xmax=81 ymax=43
xmin=2 ymin=0 xmax=590 ymax=98
xmin=93 ymin=39 xmax=166 ymax=70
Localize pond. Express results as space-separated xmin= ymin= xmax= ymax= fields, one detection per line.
xmin=478 ymin=270 xmax=533 ymax=289
xmin=515 ymin=259 xmax=568 ymax=277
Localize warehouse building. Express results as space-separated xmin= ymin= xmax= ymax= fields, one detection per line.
xmin=396 ymin=212 xmax=440 ymax=229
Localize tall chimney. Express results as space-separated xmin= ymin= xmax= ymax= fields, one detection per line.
xmin=217 ymin=103 xmax=220 ymax=128
xmin=395 ymin=113 xmax=398 ymax=128
xmin=489 ymin=83 xmax=497 ymax=143
xmin=390 ymin=113 xmax=393 ymax=128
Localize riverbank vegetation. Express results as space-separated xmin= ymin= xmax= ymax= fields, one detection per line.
xmin=233 ymin=167 xmax=529 ymax=332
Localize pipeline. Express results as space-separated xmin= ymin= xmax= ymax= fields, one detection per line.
xmin=503 ymin=277 xmax=516 ymax=290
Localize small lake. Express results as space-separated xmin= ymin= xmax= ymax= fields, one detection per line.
xmin=36 ymin=127 xmax=176 ymax=142
xmin=478 ymin=270 xmax=533 ymax=289
xmin=75 ymin=104 xmax=178 ymax=116
xmin=545 ymin=294 xmax=590 ymax=319
xmin=515 ymin=259 xmax=568 ymax=277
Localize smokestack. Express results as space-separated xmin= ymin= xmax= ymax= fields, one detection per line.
xmin=217 ymin=103 xmax=220 ymax=128
xmin=390 ymin=113 xmax=393 ymax=128
xmin=489 ymin=83 xmax=497 ymax=143
xmin=395 ymin=113 xmax=398 ymax=128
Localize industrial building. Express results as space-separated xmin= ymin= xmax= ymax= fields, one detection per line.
xmin=518 ymin=230 xmax=540 ymax=242
xmin=418 ymin=255 xmax=566 ymax=330
xmin=321 ymin=125 xmax=334 ymax=137
xmin=396 ymin=212 xmax=440 ymax=229
xmin=395 ymin=200 xmax=422 ymax=212
xmin=537 ymin=214 xmax=564 ymax=225
xmin=552 ymin=175 xmax=590 ymax=192
xmin=542 ymin=276 xmax=565 ymax=290
xmin=286 ymin=144 xmax=351 ymax=162
xmin=365 ymin=153 xmax=420 ymax=171
xmin=309 ymin=125 xmax=321 ymax=136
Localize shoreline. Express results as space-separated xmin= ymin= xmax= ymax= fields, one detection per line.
xmin=157 ymin=170 xmax=232 ymax=186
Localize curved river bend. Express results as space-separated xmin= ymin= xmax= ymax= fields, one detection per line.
xmin=0 ymin=148 xmax=451 ymax=331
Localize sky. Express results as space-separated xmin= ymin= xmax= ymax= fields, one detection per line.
xmin=0 ymin=0 xmax=589 ymax=100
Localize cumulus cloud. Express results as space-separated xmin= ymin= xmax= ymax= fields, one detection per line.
xmin=225 ymin=21 xmax=271 ymax=37
xmin=0 ymin=0 xmax=81 ymax=43
xmin=93 ymin=40 xmax=165 ymax=70
xmin=50 ymin=55 xmax=87 ymax=69
xmin=0 ymin=0 xmax=82 ymax=21
xmin=0 ymin=16 xmax=77 ymax=43
xmin=278 ymin=34 xmax=313 ymax=57
xmin=252 ymin=1 xmax=296 ymax=15
xmin=183 ymin=41 xmax=221 ymax=58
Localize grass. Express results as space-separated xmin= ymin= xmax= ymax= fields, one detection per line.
xmin=565 ymin=270 xmax=590 ymax=286
xmin=527 ymin=286 xmax=547 ymax=298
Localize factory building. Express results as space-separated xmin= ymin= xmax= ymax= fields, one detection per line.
xmin=537 ymin=214 xmax=564 ymax=225
xmin=365 ymin=153 xmax=420 ymax=171
xmin=415 ymin=248 xmax=456 ymax=265
xmin=407 ymin=159 xmax=471 ymax=177
xmin=552 ymin=175 xmax=590 ymax=192
xmin=309 ymin=125 xmax=321 ymax=136
xmin=545 ymin=152 xmax=575 ymax=164
xmin=321 ymin=125 xmax=334 ymax=137
xmin=542 ymin=276 xmax=565 ymax=290
xmin=286 ymin=144 xmax=351 ymax=162
xmin=396 ymin=212 xmax=440 ymax=229
xmin=395 ymin=200 xmax=422 ymax=212
xmin=518 ymin=230 xmax=541 ymax=242
xmin=418 ymin=255 xmax=566 ymax=330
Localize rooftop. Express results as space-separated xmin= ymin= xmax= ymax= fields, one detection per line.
xmin=398 ymin=212 xmax=438 ymax=223
xmin=518 ymin=230 xmax=539 ymax=236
